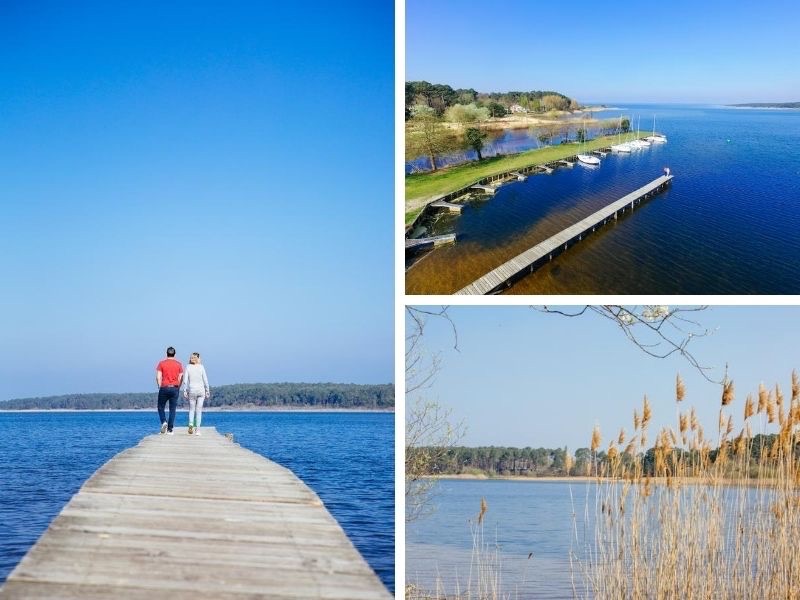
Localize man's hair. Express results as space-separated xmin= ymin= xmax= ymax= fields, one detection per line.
xmin=166 ymin=346 xmax=176 ymax=357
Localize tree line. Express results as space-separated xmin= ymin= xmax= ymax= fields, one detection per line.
xmin=0 ymin=383 xmax=394 ymax=410
xmin=405 ymin=81 xmax=577 ymax=119
xmin=404 ymin=81 xmax=627 ymax=173
xmin=413 ymin=434 xmax=790 ymax=478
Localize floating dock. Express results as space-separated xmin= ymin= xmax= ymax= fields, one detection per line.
xmin=429 ymin=199 xmax=463 ymax=213
xmin=470 ymin=184 xmax=495 ymax=195
xmin=455 ymin=174 xmax=674 ymax=295
xmin=0 ymin=428 xmax=390 ymax=599
xmin=405 ymin=233 xmax=457 ymax=252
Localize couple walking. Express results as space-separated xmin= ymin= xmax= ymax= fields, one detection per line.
xmin=155 ymin=346 xmax=210 ymax=435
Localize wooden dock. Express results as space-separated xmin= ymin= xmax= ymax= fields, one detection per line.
xmin=429 ymin=199 xmax=463 ymax=213
xmin=455 ymin=175 xmax=674 ymax=295
xmin=405 ymin=233 xmax=456 ymax=252
xmin=0 ymin=428 xmax=390 ymax=599
xmin=470 ymin=184 xmax=495 ymax=195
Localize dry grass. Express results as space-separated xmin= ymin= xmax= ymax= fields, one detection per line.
xmin=406 ymin=498 xmax=511 ymax=600
xmin=574 ymin=371 xmax=800 ymax=599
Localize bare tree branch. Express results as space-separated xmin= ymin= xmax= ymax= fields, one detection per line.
xmin=534 ymin=305 xmax=719 ymax=383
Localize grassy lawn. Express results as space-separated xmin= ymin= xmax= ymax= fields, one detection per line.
xmin=405 ymin=131 xmax=651 ymax=224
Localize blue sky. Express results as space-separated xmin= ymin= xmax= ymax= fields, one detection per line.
xmin=0 ymin=2 xmax=393 ymax=400
xmin=407 ymin=306 xmax=800 ymax=451
xmin=405 ymin=0 xmax=800 ymax=104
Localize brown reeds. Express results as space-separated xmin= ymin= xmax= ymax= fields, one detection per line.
xmin=574 ymin=371 xmax=800 ymax=600
xmin=722 ymin=378 xmax=735 ymax=405
xmin=676 ymin=374 xmax=685 ymax=402
xmin=591 ymin=425 xmax=601 ymax=453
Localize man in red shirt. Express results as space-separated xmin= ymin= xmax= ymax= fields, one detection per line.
xmin=156 ymin=347 xmax=184 ymax=435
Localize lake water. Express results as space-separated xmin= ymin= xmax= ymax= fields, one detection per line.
xmin=405 ymin=103 xmax=800 ymax=294
xmin=406 ymin=479 xmax=593 ymax=599
xmin=0 ymin=411 xmax=394 ymax=592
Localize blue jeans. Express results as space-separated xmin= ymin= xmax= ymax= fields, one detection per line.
xmin=157 ymin=386 xmax=179 ymax=431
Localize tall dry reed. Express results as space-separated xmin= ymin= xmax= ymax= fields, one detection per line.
xmin=406 ymin=497 xmax=509 ymax=600
xmin=573 ymin=371 xmax=800 ymax=599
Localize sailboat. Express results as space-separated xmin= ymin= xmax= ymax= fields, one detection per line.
xmin=645 ymin=115 xmax=668 ymax=143
xmin=611 ymin=116 xmax=632 ymax=153
xmin=577 ymin=120 xmax=600 ymax=165
xmin=629 ymin=115 xmax=651 ymax=148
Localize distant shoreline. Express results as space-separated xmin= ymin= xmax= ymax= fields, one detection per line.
xmin=727 ymin=102 xmax=800 ymax=109
xmin=0 ymin=407 xmax=394 ymax=413
xmin=436 ymin=474 xmax=595 ymax=482
xmin=431 ymin=473 xmax=780 ymax=487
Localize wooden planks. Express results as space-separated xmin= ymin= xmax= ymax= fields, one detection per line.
xmin=456 ymin=175 xmax=673 ymax=295
xmin=0 ymin=428 xmax=390 ymax=599
xmin=405 ymin=233 xmax=457 ymax=251
xmin=429 ymin=200 xmax=463 ymax=213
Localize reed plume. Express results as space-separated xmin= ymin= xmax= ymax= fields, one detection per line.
xmin=676 ymin=373 xmax=685 ymax=402
xmin=758 ymin=382 xmax=768 ymax=414
xmin=577 ymin=371 xmax=800 ymax=600
xmin=477 ymin=497 xmax=488 ymax=525
xmin=722 ymin=379 xmax=735 ymax=406
xmin=744 ymin=394 xmax=755 ymax=420
xmin=642 ymin=396 xmax=652 ymax=428
xmin=591 ymin=426 xmax=601 ymax=453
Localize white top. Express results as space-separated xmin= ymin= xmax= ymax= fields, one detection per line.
xmin=183 ymin=363 xmax=209 ymax=394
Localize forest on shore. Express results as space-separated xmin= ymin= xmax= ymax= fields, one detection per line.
xmin=0 ymin=383 xmax=394 ymax=410
xmin=415 ymin=435 xmax=788 ymax=478
xmin=405 ymin=81 xmax=578 ymax=118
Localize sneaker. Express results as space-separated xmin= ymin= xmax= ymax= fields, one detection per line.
xmin=160 ymin=422 xmax=168 ymax=434
xmin=194 ymin=429 xmax=201 ymax=436
xmin=188 ymin=425 xmax=194 ymax=435
xmin=167 ymin=430 xmax=174 ymax=435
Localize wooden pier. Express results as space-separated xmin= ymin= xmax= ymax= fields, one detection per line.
xmin=470 ymin=184 xmax=495 ymax=195
xmin=405 ymin=233 xmax=457 ymax=252
xmin=429 ymin=199 xmax=463 ymax=213
xmin=0 ymin=428 xmax=390 ymax=599
xmin=455 ymin=174 xmax=674 ymax=295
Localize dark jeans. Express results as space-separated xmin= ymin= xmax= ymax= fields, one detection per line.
xmin=157 ymin=386 xmax=179 ymax=431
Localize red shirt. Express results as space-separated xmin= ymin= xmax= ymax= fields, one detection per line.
xmin=157 ymin=359 xmax=183 ymax=387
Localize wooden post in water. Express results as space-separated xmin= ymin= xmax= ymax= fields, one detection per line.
xmin=0 ymin=428 xmax=390 ymax=599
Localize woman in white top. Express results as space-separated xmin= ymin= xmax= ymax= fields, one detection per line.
xmin=183 ymin=352 xmax=210 ymax=435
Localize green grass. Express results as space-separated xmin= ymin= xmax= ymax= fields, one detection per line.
xmin=405 ymin=131 xmax=651 ymax=223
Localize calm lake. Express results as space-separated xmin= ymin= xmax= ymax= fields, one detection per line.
xmin=0 ymin=411 xmax=394 ymax=592
xmin=405 ymin=103 xmax=800 ymax=294
xmin=407 ymin=479 xmax=592 ymax=599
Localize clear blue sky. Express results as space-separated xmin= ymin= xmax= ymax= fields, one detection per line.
xmin=0 ymin=2 xmax=393 ymax=400
xmin=406 ymin=0 xmax=800 ymax=104
xmin=407 ymin=306 xmax=800 ymax=451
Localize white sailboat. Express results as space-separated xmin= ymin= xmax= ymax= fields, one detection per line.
xmin=629 ymin=116 xmax=651 ymax=148
xmin=577 ymin=120 xmax=600 ymax=165
xmin=611 ymin=116 xmax=632 ymax=152
xmin=645 ymin=115 xmax=668 ymax=143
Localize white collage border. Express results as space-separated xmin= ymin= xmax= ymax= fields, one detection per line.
xmin=391 ymin=3 xmax=798 ymax=596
